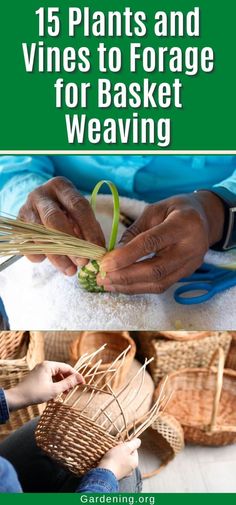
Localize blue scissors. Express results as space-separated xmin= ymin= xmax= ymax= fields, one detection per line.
xmin=174 ymin=262 xmax=236 ymax=305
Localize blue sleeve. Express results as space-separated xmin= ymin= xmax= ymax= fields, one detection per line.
xmin=76 ymin=468 xmax=119 ymax=493
xmin=0 ymin=156 xmax=55 ymax=215
xmin=214 ymin=168 xmax=236 ymax=196
xmin=0 ymin=388 xmax=10 ymax=424
xmin=0 ymin=457 xmax=22 ymax=493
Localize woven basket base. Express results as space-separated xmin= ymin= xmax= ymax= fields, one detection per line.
xmin=36 ymin=401 xmax=117 ymax=476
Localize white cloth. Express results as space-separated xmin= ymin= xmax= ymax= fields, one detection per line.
xmin=1 ymin=196 xmax=236 ymax=330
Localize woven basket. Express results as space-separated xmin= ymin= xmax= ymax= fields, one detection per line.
xmin=31 ymin=331 xmax=82 ymax=363
xmin=139 ymin=332 xmax=231 ymax=385
xmin=0 ymin=331 xmax=45 ymax=441
xmin=226 ymin=332 xmax=236 ymax=370
xmin=142 ymin=413 xmax=184 ymax=479
xmin=71 ymin=331 xmax=136 ymax=390
xmin=138 ymin=331 xmax=219 ymax=342
xmin=36 ymin=347 xmax=166 ymax=476
xmin=155 ymin=348 xmax=236 ymax=446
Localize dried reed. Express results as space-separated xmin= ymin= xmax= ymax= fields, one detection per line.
xmin=0 ymin=214 xmax=106 ymax=260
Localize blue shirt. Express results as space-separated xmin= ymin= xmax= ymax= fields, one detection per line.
xmin=0 ymin=155 xmax=236 ymax=215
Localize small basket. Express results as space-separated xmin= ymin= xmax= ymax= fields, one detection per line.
xmin=155 ymin=348 xmax=236 ymax=446
xmin=36 ymin=346 xmax=167 ymax=476
xmin=139 ymin=332 xmax=231 ymax=385
xmin=0 ymin=331 xmax=45 ymax=441
xmin=226 ymin=332 xmax=236 ymax=370
xmin=70 ymin=331 xmax=136 ymax=390
xmin=31 ymin=331 xmax=82 ymax=363
xmin=142 ymin=413 xmax=184 ymax=479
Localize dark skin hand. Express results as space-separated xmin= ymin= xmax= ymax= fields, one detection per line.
xmin=18 ymin=176 xmax=105 ymax=276
xmin=97 ymin=191 xmax=225 ymax=295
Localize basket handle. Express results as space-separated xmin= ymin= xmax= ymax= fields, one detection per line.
xmin=208 ymin=347 xmax=225 ymax=431
xmin=91 ymin=180 xmax=120 ymax=252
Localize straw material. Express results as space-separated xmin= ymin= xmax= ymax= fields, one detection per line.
xmin=0 ymin=215 xmax=106 ymax=260
xmin=31 ymin=331 xmax=82 ymax=363
xmin=226 ymin=332 xmax=236 ymax=370
xmin=155 ymin=348 xmax=236 ymax=446
xmin=142 ymin=413 xmax=184 ymax=479
xmin=71 ymin=331 xmax=136 ymax=390
xmin=0 ymin=331 xmax=45 ymax=441
xmin=139 ymin=332 xmax=231 ymax=385
xmin=36 ymin=346 xmax=167 ymax=475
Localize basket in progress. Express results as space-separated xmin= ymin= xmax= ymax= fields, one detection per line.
xmin=0 ymin=331 xmax=45 ymax=441
xmin=139 ymin=331 xmax=231 ymax=384
xmin=70 ymin=331 xmax=136 ymax=390
xmin=36 ymin=345 xmax=168 ymax=476
xmin=155 ymin=348 xmax=236 ymax=446
xmin=31 ymin=331 xmax=82 ymax=363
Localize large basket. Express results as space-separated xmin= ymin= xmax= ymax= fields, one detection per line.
xmin=31 ymin=331 xmax=82 ymax=363
xmin=36 ymin=346 xmax=167 ymax=476
xmin=226 ymin=332 xmax=236 ymax=370
xmin=71 ymin=331 xmax=136 ymax=390
xmin=139 ymin=331 xmax=231 ymax=385
xmin=0 ymin=331 xmax=45 ymax=441
xmin=155 ymin=348 xmax=236 ymax=446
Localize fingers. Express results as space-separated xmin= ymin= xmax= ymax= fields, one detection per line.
xmin=101 ymin=219 xmax=182 ymax=273
xmin=53 ymin=178 xmax=105 ymax=247
xmin=97 ymin=248 xmax=190 ymax=288
xmin=45 ymin=361 xmax=84 ymax=382
xmin=53 ymin=372 xmax=83 ymax=395
xmin=102 ymin=257 xmax=203 ymax=295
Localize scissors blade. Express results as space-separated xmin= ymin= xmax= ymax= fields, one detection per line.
xmin=0 ymin=255 xmax=22 ymax=272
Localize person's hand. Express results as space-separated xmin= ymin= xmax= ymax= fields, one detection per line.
xmin=98 ymin=439 xmax=141 ymax=480
xmin=97 ymin=191 xmax=225 ymax=294
xmin=18 ymin=176 xmax=105 ymax=276
xmin=5 ymin=361 xmax=84 ymax=411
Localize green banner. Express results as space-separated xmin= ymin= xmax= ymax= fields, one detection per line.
xmin=1 ymin=494 xmax=236 ymax=504
xmin=0 ymin=0 xmax=235 ymax=151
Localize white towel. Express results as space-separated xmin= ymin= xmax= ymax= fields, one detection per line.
xmin=1 ymin=195 xmax=236 ymax=330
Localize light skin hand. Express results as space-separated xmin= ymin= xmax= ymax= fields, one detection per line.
xmin=98 ymin=438 xmax=141 ymax=480
xmin=5 ymin=361 xmax=84 ymax=411
xmin=97 ymin=191 xmax=225 ymax=295
xmin=18 ymin=176 xmax=105 ymax=276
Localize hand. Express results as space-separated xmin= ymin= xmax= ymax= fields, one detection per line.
xmin=5 ymin=361 xmax=84 ymax=411
xmin=19 ymin=176 xmax=105 ymax=276
xmin=98 ymin=439 xmax=141 ymax=480
xmin=97 ymin=191 xmax=225 ymax=294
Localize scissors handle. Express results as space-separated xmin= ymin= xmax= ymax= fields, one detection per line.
xmin=175 ymin=271 xmax=236 ymax=305
xmin=174 ymin=282 xmax=213 ymax=304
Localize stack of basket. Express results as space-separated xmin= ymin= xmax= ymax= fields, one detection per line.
xmin=0 ymin=331 xmax=45 ymax=441
xmin=139 ymin=331 xmax=236 ymax=450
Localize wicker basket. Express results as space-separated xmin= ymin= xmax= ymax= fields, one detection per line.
xmin=31 ymin=331 xmax=82 ymax=363
xmin=36 ymin=347 xmax=166 ymax=476
xmin=142 ymin=413 xmax=184 ymax=479
xmin=70 ymin=331 xmax=136 ymax=390
xmin=226 ymin=332 xmax=236 ymax=370
xmin=138 ymin=331 xmax=214 ymax=342
xmin=0 ymin=331 xmax=45 ymax=441
xmin=139 ymin=332 xmax=231 ymax=385
xmin=155 ymin=348 xmax=236 ymax=446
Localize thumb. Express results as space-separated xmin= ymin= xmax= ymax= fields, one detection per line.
xmin=53 ymin=372 xmax=83 ymax=395
xmin=125 ymin=438 xmax=141 ymax=453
